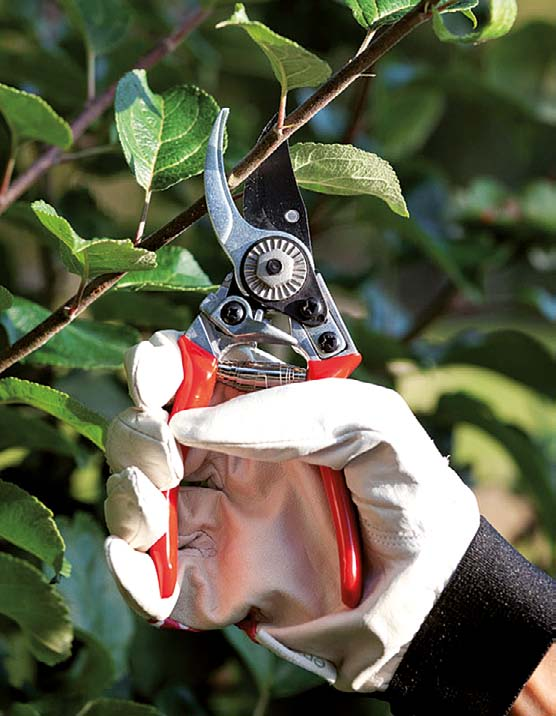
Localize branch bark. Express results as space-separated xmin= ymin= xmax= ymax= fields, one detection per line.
xmin=401 ymin=279 xmax=457 ymax=343
xmin=0 ymin=5 xmax=210 ymax=215
xmin=0 ymin=1 xmax=433 ymax=375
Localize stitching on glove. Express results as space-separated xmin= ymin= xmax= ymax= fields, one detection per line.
xmin=361 ymin=519 xmax=423 ymax=545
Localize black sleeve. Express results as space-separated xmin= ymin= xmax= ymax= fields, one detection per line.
xmin=379 ymin=517 xmax=555 ymax=716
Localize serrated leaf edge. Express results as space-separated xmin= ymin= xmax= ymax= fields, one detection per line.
xmin=0 ymin=377 xmax=107 ymax=449
xmin=0 ymin=82 xmax=72 ymax=148
xmin=0 ymin=478 xmax=66 ymax=575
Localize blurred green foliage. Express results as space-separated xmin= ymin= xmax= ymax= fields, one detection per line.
xmin=0 ymin=0 xmax=554 ymax=714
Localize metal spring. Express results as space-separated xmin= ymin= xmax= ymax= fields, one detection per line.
xmin=217 ymin=361 xmax=307 ymax=391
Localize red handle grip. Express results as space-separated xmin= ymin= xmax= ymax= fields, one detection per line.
xmin=149 ymin=335 xmax=217 ymax=599
xmin=308 ymin=353 xmax=363 ymax=608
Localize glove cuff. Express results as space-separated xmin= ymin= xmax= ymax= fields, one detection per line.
xmin=381 ymin=518 xmax=555 ymax=716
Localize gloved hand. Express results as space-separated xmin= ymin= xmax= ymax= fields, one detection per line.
xmin=104 ymin=330 xmax=479 ymax=692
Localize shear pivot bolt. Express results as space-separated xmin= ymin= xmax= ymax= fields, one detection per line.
xmin=244 ymin=237 xmax=308 ymax=301
xmin=318 ymin=331 xmax=339 ymax=354
xmin=221 ymin=300 xmax=245 ymax=325
xmin=266 ymin=258 xmax=283 ymax=275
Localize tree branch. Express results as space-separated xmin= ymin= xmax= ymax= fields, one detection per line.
xmin=0 ymin=4 xmax=210 ymax=216
xmin=402 ymin=279 xmax=457 ymax=343
xmin=0 ymin=1 xmax=434 ymax=375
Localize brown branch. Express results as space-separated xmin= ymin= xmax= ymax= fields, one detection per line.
xmin=0 ymin=5 xmax=210 ymax=216
xmin=0 ymin=1 xmax=434 ymax=375
xmin=401 ymin=279 xmax=457 ymax=343
xmin=228 ymin=6 xmax=430 ymax=189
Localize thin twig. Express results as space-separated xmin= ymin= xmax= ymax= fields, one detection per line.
xmin=0 ymin=155 xmax=15 ymax=196
xmin=401 ymin=279 xmax=457 ymax=343
xmin=60 ymin=144 xmax=118 ymax=163
xmin=0 ymin=1 xmax=434 ymax=374
xmin=87 ymin=46 xmax=96 ymax=102
xmin=0 ymin=4 xmax=211 ymax=216
xmin=252 ymin=684 xmax=271 ymax=716
xmin=135 ymin=190 xmax=152 ymax=244
xmin=228 ymin=5 xmax=429 ymax=189
xmin=276 ymin=92 xmax=287 ymax=134
xmin=68 ymin=273 xmax=88 ymax=318
xmin=356 ymin=28 xmax=376 ymax=55
xmin=343 ymin=74 xmax=373 ymax=144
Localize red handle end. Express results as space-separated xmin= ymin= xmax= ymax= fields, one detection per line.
xmin=308 ymin=352 xmax=363 ymax=609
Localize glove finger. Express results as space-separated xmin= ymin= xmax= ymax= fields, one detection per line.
xmin=104 ymin=467 xmax=168 ymax=551
xmin=106 ymin=406 xmax=184 ymax=489
xmin=170 ymin=378 xmax=441 ymax=472
xmin=125 ymin=330 xmax=184 ymax=411
xmin=105 ymin=536 xmax=178 ymax=621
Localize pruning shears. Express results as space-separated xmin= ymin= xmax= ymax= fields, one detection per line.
xmin=150 ymin=109 xmax=363 ymax=609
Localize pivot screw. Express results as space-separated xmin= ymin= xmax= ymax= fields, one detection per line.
xmin=266 ymin=258 xmax=283 ymax=275
xmin=220 ymin=300 xmax=245 ymax=326
xmin=318 ymin=331 xmax=339 ymax=354
xmin=298 ymin=298 xmax=325 ymax=322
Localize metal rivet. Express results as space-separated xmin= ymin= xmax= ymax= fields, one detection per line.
xmin=220 ymin=300 xmax=245 ymax=326
xmin=284 ymin=209 xmax=300 ymax=223
xmin=298 ymin=298 xmax=324 ymax=321
xmin=318 ymin=331 xmax=339 ymax=354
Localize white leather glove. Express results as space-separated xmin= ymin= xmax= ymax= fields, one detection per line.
xmin=104 ymin=330 xmax=479 ymax=692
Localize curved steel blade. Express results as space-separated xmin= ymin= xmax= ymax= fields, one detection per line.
xmin=204 ymin=108 xmax=261 ymax=269
xmin=244 ymin=116 xmax=311 ymax=250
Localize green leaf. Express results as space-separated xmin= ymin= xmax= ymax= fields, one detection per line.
xmin=0 ymin=40 xmax=85 ymax=110
xmin=224 ymin=627 xmax=322 ymax=698
xmin=3 ymin=297 xmax=141 ymax=370
xmin=0 ymin=479 xmax=66 ymax=574
xmin=114 ymin=245 xmax=213 ymax=292
xmin=57 ymin=513 xmax=134 ymax=679
xmin=0 ymin=285 xmax=13 ymax=311
xmin=436 ymin=330 xmax=556 ymax=400
xmin=0 ymin=83 xmax=72 ymax=148
xmin=0 ymin=552 xmax=73 ymax=665
xmin=344 ymin=0 xmax=416 ymax=28
xmin=5 ymin=632 xmax=36 ymax=689
xmin=115 ymin=70 xmax=220 ymax=192
xmin=485 ymin=23 xmax=556 ymax=125
xmin=31 ymin=201 xmax=157 ymax=278
xmin=433 ymin=0 xmax=517 ymax=44
xmin=77 ymin=700 xmax=163 ymax=716
xmin=217 ymin=4 xmax=331 ymax=95
xmin=0 ymin=377 xmax=108 ymax=449
xmin=11 ymin=705 xmax=40 ymax=716
xmin=343 ymin=0 xmax=377 ymax=28
xmin=521 ymin=181 xmax=556 ymax=233
xmin=0 ymin=405 xmax=85 ymax=462
xmin=453 ymin=177 xmax=513 ymax=225
xmin=373 ymin=85 xmax=445 ymax=160
xmin=64 ymin=629 xmax=115 ymax=699
xmin=290 ymin=142 xmax=408 ymax=217
xmin=434 ymin=393 xmax=556 ymax=540
xmin=343 ymin=0 xmax=478 ymax=29
xmin=349 ymin=323 xmax=411 ymax=372
xmin=402 ymin=180 xmax=480 ymax=298
xmin=523 ymin=288 xmax=556 ymax=323
xmin=92 ymin=291 xmax=191 ymax=329
xmin=62 ymin=0 xmax=130 ymax=54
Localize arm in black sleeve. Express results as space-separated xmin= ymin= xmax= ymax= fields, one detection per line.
xmin=380 ymin=517 xmax=555 ymax=716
